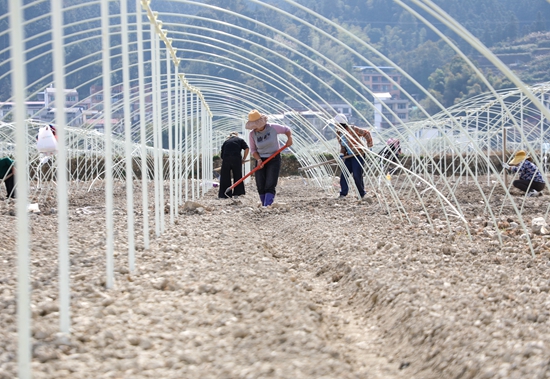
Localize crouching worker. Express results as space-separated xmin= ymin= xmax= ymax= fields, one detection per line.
xmin=0 ymin=156 xmax=15 ymax=199
xmin=504 ymin=150 xmax=545 ymax=197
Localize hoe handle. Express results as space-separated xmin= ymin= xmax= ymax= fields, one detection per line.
xmin=224 ymin=145 xmax=287 ymax=196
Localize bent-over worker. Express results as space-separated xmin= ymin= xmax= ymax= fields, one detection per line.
xmin=218 ymin=132 xmax=249 ymax=198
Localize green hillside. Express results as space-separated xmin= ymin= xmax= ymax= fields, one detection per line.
xmin=0 ymin=0 xmax=549 ymax=113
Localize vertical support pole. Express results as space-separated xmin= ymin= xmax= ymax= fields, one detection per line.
xmin=539 ymin=88 xmax=544 ymax=168
xmin=464 ymin=116 xmax=468 ymax=185
xmin=101 ymin=0 xmax=115 ymax=289
xmin=175 ymin=68 xmax=180 ymax=211
xmin=209 ymin=112 xmax=212 ymax=186
xmin=486 ymin=106 xmax=491 ymax=186
xmin=136 ymin=0 xmax=149 ymax=250
xmin=451 ymin=127 xmax=455 ymax=181
xmin=475 ymin=115 xmax=479 ymax=180
xmin=503 ymin=127 xmax=508 ymax=187
xmin=151 ymin=23 xmax=160 ymax=237
xmin=520 ymin=92 xmax=523 ymax=154
xmin=52 ymin=0 xmax=71 ymax=334
xmin=184 ymin=88 xmax=189 ymax=202
xmin=243 ymin=120 xmax=250 ymax=183
xmin=196 ymin=94 xmax=200 ymax=197
xmin=157 ymin=47 xmax=165 ymax=234
xmin=166 ymin=48 xmax=174 ymax=225
xmin=190 ymin=92 xmax=195 ymax=200
xmin=121 ymin=0 xmax=135 ymax=271
xmin=201 ymin=102 xmax=206 ymax=194
xmin=9 ymin=0 xmax=31 ymax=376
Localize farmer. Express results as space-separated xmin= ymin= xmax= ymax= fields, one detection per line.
xmin=334 ymin=114 xmax=373 ymax=199
xmin=380 ymin=138 xmax=402 ymax=175
xmin=0 ymin=156 xmax=16 ymax=199
xmin=35 ymin=124 xmax=57 ymax=140
xmin=504 ymin=150 xmax=545 ymax=197
xmin=218 ymin=132 xmax=249 ymax=198
xmin=245 ymin=110 xmax=293 ymax=206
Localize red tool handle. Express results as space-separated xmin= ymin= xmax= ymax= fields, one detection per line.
xmin=225 ymin=144 xmax=287 ymax=196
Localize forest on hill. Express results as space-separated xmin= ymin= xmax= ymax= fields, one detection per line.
xmin=0 ymin=0 xmax=549 ymax=117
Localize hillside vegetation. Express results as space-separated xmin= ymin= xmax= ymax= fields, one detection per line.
xmin=0 ymin=0 xmax=548 ymax=116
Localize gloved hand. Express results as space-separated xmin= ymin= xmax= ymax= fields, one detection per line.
xmin=502 ymin=163 xmax=510 ymax=169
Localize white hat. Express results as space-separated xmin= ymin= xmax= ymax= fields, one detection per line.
xmin=333 ymin=114 xmax=348 ymax=125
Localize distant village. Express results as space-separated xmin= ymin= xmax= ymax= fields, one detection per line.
xmin=0 ymin=66 xmax=411 ymax=141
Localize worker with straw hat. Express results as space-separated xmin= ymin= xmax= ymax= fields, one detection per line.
xmin=503 ymin=150 xmax=545 ymax=197
xmin=245 ymin=109 xmax=293 ymax=206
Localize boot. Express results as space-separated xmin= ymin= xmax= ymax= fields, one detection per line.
xmin=264 ymin=193 xmax=275 ymax=206
xmin=259 ymin=194 xmax=266 ymax=205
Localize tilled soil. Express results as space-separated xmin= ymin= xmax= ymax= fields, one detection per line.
xmin=1 ymin=175 xmax=550 ymax=379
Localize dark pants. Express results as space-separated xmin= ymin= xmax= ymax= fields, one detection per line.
xmin=218 ymin=157 xmax=245 ymax=198
xmin=3 ymin=171 xmax=15 ymax=199
xmin=340 ymin=155 xmax=365 ymax=197
xmin=255 ymin=154 xmax=281 ymax=195
xmin=513 ymin=179 xmax=545 ymax=193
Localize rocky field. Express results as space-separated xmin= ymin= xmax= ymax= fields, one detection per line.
xmin=1 ymin=174 xmax=550 ymax=378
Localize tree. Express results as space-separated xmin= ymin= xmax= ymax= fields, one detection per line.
xmin=506 ymin=14 xmax=520 ymax=41
xmin=533 ymin=11 xmax=547 ymax=33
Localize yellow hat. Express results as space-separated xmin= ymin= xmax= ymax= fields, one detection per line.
xmin=509 ymin=150 xmax=528 ymax=166
xmin=245 ymin=110 xmax=267 ymax=130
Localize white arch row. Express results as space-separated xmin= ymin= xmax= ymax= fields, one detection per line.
xmin=1 ymin=0 xmax=550 ymax=264
xmin=1 ymin=2 xmax=548 ymax=258
xmin=2 ymin=0 xmax=549 ymax=270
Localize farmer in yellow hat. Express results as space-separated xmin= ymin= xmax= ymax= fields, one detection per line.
xmin=504 ymin=150 xmax=545 ymax=197
xmin=245 ymin=110 xmax=293 ymax=206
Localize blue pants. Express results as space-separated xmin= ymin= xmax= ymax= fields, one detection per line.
xmin=255 ymin=154 xmax=281 ymax=195
xmin=340 ymin=155 xmax=365 ymax=197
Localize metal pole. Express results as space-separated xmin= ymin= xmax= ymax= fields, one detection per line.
xmin=52 ymin=0 xmax=71 ymax=334
xmin=121 ymin=0 xmax=135 ymax=271
xmin=166 ymin=47 xmax=174 ymax=225
xmin=9 ymin=0 xmax=31 ymax=376
xmin=190 ymin=92 xmax=195 ymax=200
xmin=157 ymin=40 xmax=165 ymax=233
xmin=541 ymin=90 xmax=544 ymax=168
xmin=196 ymin=93 xmax=200 ymax=197
xmin=151 ymin=23 xmax=160 ymax=237
xmin=184 ymin=88 xmax=189 ymax=202
xmin=136 ymin=0 xmax=149 ymax=250
xmin=202 ymin=104 xmax=207 ymax=192
xmin=101 ymin=0 xmax=115 ymax=290
xmin=503 ymin=127 xmax=508 ymax=187
xmin=175 ymin=67 xmax=180 ymax=210
xmin=487 ymin=107 xmax=491 ymax=186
